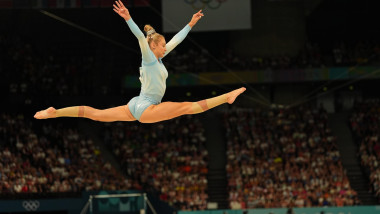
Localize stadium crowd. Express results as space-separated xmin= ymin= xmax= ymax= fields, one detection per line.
xmin=350 ymin=98 xmax=380 ymax=203
xmin=102 ymin=115 xmax=209 ymax=210
xmin=0 ymin=113 xmax=129 ymax=197
xmin=222 ymin=105 xmax=361 ymax=209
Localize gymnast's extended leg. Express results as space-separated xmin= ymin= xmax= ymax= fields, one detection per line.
xmin=139 ymin=87 xmax=246 ymax=123
xmin=34 ymin=105 xmax=136 ymax=122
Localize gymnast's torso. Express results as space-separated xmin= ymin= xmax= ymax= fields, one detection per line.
xmin=138 ymin=55 xmax=168 ymax=103
xmin=126 ymin=18 xmax=191 ymax=119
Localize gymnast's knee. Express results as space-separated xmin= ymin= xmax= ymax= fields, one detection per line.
xmin=182 ymin=102 xmax=194 ymax=114
xmin=85 ymin=107 xmax=103 ymax=121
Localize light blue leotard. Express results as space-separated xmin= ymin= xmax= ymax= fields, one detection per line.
xmin=126 ymin=18 xmax=191 ymax=121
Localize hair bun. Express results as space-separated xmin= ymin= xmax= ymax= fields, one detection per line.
xmin=144 ymin=24 xmax=155 ymax=35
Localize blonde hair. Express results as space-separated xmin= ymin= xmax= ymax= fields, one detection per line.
xmin=144 ymin=24 xmax=164 ymax=46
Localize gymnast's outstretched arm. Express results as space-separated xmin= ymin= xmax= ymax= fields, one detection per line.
xmin=113 ymin=0 xmax=156 ymax=64
xmin=163 ymin=10 xmax=204 ymax=58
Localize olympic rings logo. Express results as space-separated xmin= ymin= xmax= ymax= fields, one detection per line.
xmin=184 ymin=0 xmax=228 ymax=10
xmin=22 ymin=200 xmax=40 ymax=211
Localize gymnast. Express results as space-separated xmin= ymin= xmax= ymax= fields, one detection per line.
xmin=34 ymin=0 xmax=246 ymax=123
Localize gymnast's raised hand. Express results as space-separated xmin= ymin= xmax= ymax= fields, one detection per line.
xmin=113 ymin=0 xmax=131 ymax=21
xmin=188 ymin=9 xmax=204 ymax=28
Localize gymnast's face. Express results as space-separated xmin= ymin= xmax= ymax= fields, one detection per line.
xmin=152 ymin=38 xmax=167 ymax=59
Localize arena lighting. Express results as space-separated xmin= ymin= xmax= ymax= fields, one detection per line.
xmin=186 ymin=92 xmax=192 ymax=96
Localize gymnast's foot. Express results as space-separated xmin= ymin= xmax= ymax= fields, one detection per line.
xmin=34 ymin=107 xmax=56 ymax=119
xmin=227 ymin=87 xmax=246 ymax=104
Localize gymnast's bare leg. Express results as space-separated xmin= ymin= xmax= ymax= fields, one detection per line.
xmin=34 ymin=105 xmax=136 ymax=122
xmin=139 ymin=87 xmax=246 ymax=123
xmin=34 ymin=87 xmax=245 ymax=122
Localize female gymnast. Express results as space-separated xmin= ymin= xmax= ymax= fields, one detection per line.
xmin=34 ymin=0 xmax=246 ymax=123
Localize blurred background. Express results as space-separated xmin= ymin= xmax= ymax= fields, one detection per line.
xmin=1 ymin=0 xmax=380 ymax=213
